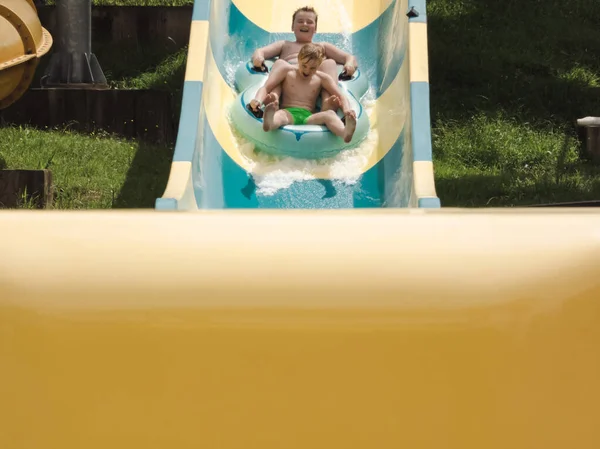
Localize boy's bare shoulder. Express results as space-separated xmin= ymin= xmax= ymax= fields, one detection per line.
xmin=319 ymin=41 xmax=350 ymax=58
xmin=316 ymin=70 xmax=335 ymax=83
xmin=279 ymin=65 xmax=298 ymax=80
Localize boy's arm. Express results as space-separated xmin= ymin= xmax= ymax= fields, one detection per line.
xmin=251 ymin=41 xmax=285 ymax=67
xmin=249 ymin=68 xmax=288 ymax=110
xmin=321 ymin=42 xmax=358 ymax=76
xmin=319 ymin=73 xmax=355 ymax=117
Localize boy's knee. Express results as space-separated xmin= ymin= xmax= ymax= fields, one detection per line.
xmin=324 ymin=110 xmax=338 ymax=121
xmin=319 ymin=59 xmax=337 ymax=71
xmin=272 ymin=59 xmax=290 ymax=70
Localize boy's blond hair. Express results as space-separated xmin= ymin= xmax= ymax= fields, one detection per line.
xmin=298 ymin=43 xmax=325 ymax=64
xmin=292 ymin=6 xmax=318 ymax=26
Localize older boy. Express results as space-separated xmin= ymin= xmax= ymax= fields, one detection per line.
xmin=256 ymin=43 xmax=357 ymax=143
xmin=249 ymin=6 xmax=358 ymax=113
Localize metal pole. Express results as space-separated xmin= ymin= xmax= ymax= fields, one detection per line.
xmin=58 ymin=0 xmax=91 ymax=83
xmin=42 ymin=0 xmax=107 ymax=87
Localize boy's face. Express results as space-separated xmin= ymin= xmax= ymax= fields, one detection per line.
xmin=292 ymin=12 xmax=317 ymax=42
xmin=298 ymin=57 xmax=321 ymax=78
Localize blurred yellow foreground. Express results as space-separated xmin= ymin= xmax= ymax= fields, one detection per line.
xmin=1 ymin=209 xmax=599 ymax=448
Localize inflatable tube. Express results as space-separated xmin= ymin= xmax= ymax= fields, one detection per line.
xmin=230 ymin=60 xmax=370 ymax=160
xmin=230 ymin=79 xmax=370 ymax=160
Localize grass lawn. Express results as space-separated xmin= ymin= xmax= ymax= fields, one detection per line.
xmin=428 ymin=0 xmax=600 ymax=206
xmin=0 ymin=127 xmax=172 ymax=209
xmin=3 ymin=0 xmax=600 ymax=208
xmin=3 ymin=2 xmax=188 ymax=209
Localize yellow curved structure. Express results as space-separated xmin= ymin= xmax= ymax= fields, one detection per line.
xmin=0 ymin=0 xmax=52 ymax=109
xmin=1 ymin=209 xmax=600 ymax=448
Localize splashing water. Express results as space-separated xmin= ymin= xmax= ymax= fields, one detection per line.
xmin=324 ymin=0 xmax=354 ymax=50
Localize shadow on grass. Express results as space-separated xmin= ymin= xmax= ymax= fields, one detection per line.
xmin=27 ymin=37 xmax=185 ymax=210
xmin=113 ymin=140 xmax=173 ymax=208
xmin=95 ymin=41 xmax=186 ymax=92
xmin=435 ymin=173 xmax=509 ymax=207
xmin=0 ymin=155 xmax=6 ymax=170
xmin=428 ymin=0 xmax=600 ymax=129
xmin=428 ymin=0 xmax=600 ymax=206
xmin=436 ymin=170 xmax=600 ymax=207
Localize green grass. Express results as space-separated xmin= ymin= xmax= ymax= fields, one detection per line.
xmin=428 ymin=0 xmax=600 ymax=206
xmin=96 ymin=45 xmax=187 ymax=91
xmin=0 ymin=126 xmax=172 ymax=209
xmin=432 ymin=113 xmax=600 ymax=206
xmin=9 ymin=2 xmax=188 ymax=210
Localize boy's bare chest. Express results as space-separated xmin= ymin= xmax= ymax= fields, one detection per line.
xmin=280 ymin=42 xmax=304 ymax=59
xmin=283 ymin=74 xmax=321 ymax=97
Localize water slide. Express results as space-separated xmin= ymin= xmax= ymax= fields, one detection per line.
xmin=156 ymin=0 xmax=441 ymax=209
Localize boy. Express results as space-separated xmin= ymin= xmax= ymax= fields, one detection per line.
xmin=256 ymin=43 xmax=357 ymax=144
xmin=249 ymin=6 xmax=358 ymax=113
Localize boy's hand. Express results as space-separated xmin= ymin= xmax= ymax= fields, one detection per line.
xmin=344 ymin=110 xmax=357 ymax=120
xmin=252 ymin=54 xmax=265 ymax=69
xmin=249 ymin=99 xmax=261 ymax=111
xmin=343 ymin=63 xmax=357 ymax=76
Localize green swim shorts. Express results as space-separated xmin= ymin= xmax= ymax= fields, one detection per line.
xmin=285 ymin=107 xmax=312 ymax=125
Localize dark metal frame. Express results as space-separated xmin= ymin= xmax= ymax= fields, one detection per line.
xmin=41 ymin=0 xmax=107 ymax=88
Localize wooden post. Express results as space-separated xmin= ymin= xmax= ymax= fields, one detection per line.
xmin=0 ymin=170 xmax=53 ymax=209
xmin=576 ymin=117 xmax=600 ymax=165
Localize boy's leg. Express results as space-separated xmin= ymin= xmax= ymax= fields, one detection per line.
xmin=306 ymin=109 xmax=357 ymax=143
xmin=257 ymin=59 xmax=293 ymax=105
xmin=263 ymin=102 xmax=293 ymax=131
xmin=319 ymin=59 xmax=342 ymax=111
